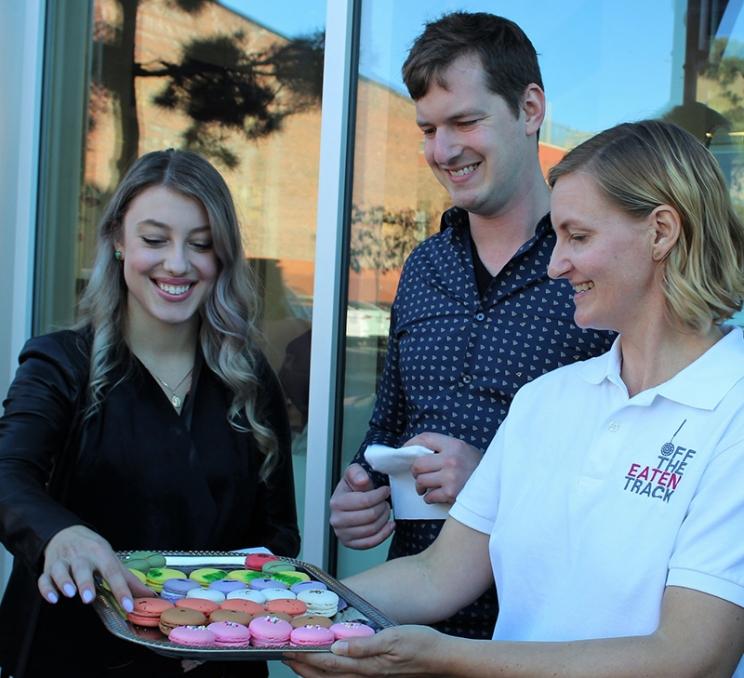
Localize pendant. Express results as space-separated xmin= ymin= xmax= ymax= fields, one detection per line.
xmin=171 ymin=394 xmax=182 ymax=409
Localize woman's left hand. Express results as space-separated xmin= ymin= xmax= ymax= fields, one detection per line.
xmin=283 ymin=625 xmax=450 ymax=677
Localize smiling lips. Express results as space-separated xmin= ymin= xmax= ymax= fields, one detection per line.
xmin=154 ymin=280 xmax=194 ymax=297
xmin=572 ymin=281 xmax=594 ymax=296
xmin=446 ymin=162 xmax=481 ymax=178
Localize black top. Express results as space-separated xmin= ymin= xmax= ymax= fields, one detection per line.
xmin=353 ymin=206 xmax=614 ymax=639
xmin=0 ymin=329 xmax=299 ymax=677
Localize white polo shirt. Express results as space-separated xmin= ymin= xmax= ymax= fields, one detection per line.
xmin=451 ymin=328 xmax=744 ymax=675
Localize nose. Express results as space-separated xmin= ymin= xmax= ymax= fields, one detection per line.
xmin=428 ymin=127 xmax=462 ymax=167
xmin=163 ymin=243 xmax=189 ymax=275
xmin=547 ymin=239 xmax=571 ymax=280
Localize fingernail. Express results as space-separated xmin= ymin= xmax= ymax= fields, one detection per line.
xmin=82 ymin=589 xmax=95 ymax=603
xmin=63 ymin=583 xmax=76 ymax=597
xmin=332 ymin=640 xmax=349 ymax=655
xmin=46 ymin=591 xmax=59 ymax=604
xmin=122 ymin=596 xmax=134 ymax=613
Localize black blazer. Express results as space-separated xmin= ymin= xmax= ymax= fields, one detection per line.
xmin=0 ymin=329 xmax=299 ymax=677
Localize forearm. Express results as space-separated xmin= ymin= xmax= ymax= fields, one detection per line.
xmin=438 ymin=633 xmax=733 ymax=678
xmin=343 ymin=553 xmax=448 ymax=624
xmin=343 ymin=518 xmax=492 ymax=625
xmin=437 ymin=587 xmax=743 ymax=678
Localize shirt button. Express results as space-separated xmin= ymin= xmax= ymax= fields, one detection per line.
xmin=475 ymin=312 xmax=485 ymax=321
xmin=462 ymin=374 xmax=472 ymax=384
xmin=608 ymin=421 xmax=620 ymax=432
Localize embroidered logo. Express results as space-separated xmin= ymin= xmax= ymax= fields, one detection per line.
xmin=623 ymin=419 xmax=696 ymax=503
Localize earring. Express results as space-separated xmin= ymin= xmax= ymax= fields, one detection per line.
xmin=114 ymin=249 xmax=123 ymax=261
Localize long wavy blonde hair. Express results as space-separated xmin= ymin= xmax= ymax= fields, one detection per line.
xmin=77 ymin=149 xmax=278 ymax=478
xmin=548 ymin=120 xmax=744 ymax=331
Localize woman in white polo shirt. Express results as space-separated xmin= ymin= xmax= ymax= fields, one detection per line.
xmin=286 ymin=120 xmax=744 ymax=678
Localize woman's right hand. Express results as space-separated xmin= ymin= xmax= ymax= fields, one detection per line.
xmin=38 ymin=524 xmax=151 ymax=612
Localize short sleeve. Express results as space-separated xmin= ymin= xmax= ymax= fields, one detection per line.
xmin=450 ymin=416 xmax=508 ymax=535
xmin=666 ymin=437 xmax=744 ymax=607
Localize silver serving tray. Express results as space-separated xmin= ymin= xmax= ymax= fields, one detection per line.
xmin=93 ymin=551 xmax=395 ymax=660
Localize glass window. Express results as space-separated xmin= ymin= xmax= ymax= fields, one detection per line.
xmin=37 ymin=0 xmax=326 ymax=553
xmin=337 ymin=0 xmax=744 ymax=577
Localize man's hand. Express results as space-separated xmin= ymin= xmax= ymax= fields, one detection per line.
xmin=406 ymin=432 xmax=482 ymax=504
xmin=38 ymin=524 xmax=152 ymax=613
xmin=329 ymin=463 xmax=395 ymax=550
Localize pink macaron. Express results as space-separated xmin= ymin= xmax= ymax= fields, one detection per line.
xmin=290 ymin=624 xmax=335 ymax=648
xmin=248 ymin=615 xmax=293 ymax=648
xmin=207 ymin=620 xmax=251 ymax=647
xmin=168 ymin=625 xmax=217 ymax=647
xmin=330 ymin=621 xmax=376 ymax=639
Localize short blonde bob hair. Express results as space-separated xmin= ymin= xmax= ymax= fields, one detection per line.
xmin=548 ymin=119 xmax=744 ymax=331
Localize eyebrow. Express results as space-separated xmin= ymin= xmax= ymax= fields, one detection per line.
xmin=137 ymin=219 xmax=211 ymax=233
xmin=416 ymin=109 xmax=487 ymax=128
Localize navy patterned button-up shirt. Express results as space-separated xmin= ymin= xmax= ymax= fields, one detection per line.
xmin=355 ymin=207 xmax=613 ymax=461
xmin=351 ymin=206 xmax=614 ymax=639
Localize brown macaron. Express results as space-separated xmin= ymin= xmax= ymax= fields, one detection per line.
xmin=220 ymin=599 xmax=265 ymax=616
xmin=209 ymin=608 xmax=253 ymax=626
xmin=158 ymin=607 xmax=207 ymax=636
xmin=290 ymin=614 xmax=333 ymax=628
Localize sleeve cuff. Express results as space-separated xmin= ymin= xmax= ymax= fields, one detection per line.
xmin=667 ymin=567 xmax=744 ymax=608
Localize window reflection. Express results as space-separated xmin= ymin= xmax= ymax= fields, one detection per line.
xmin=76 ymin=0 xmax=326 ymax=545
xmin=338 ymin=0 xmax=744 ymax=577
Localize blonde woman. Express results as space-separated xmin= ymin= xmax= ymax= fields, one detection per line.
xmin=287 ymin=120 xmax=744 ymax=677
xmin=0 ymin=149 xmax=298 ymax=677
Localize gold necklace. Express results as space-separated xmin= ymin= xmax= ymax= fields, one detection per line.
xmin=154 ymin=367 xmax=193 ymax=410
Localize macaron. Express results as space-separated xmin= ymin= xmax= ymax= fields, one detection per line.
xmin=208 ymin=580 xmax=246 ymax=595
xmin=261 ymin=588 xmax=296 ymax=602
xmin=261 ymin=560 xmax=294 ymax=574
xmin=145 ymin=568 xmax=187 ymax=593
xmin=290 ymin=614 xmax=333 ymax=629
xmin=158 ymin=607 xmax=207 ymax=636
xmin=248 ymin=615 xmax=292 ymax=647
xmin=330 ymin=621 xmax=376 ymax=639
xmin=207 ymin=621 xmax=251 ymax=648
xmin=121 ymin=551 xmax=166 ymax=573
xmin=250 ymin=578 xmax=287 ymax=591
xmin=291 ymin=580 xmax=327 ymax=595
xmin=161 ymin=578 xmax=201 ymax=602
xmin=175 ymin=598 xmax=220 ymax=615
xmin=209 ymin=608 xmax=253 ymax=626
xmin=127 ymin=568 xmax=149 ymax=586
xmin=126 ymin=597 xmax=174 ymax=627
xmin=225 ymin=569 xmax=264 ymax=585
xmin=186 ymin=588 xmax=225 ymax=603
xmin=226 ymin=588 xmax=266 ymax=604
xmin=271 ymin=572 xmax=309 ymax=587
xmin=297 ymin=589 xmax=339 ymax=617
xmin=265 ymin=598 xmax=307 ymax=617
xmin=290 ymin=624 xmax=335 ymax=648
xmin=220 ymin=599 xmax=265 ymax=616
xmin=244 ymin=553 xmax=279 ymax=571
xmin=168 ymin=625 xmax=216 ymax=647
xmin=189 ymin=568 xmax=228 ymax=586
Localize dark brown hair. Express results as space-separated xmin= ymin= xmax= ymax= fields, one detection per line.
xmin=402 ymin=12 xmax=543 ymax=117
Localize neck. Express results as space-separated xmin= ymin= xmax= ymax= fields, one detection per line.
xmin=468 ymin=164 xmax=550 ymax=275
xmin=124 ymin=299 xmax=199 ymax=365
xmin=619 ymin=319 xmax=723 ymax=397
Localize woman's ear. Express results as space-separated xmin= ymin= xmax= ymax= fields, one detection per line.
xmin=650 ymin=205 xmax=681 ymax=262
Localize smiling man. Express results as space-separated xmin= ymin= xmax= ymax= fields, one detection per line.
xmin=329 ymin=12 xmax=614 ymax=639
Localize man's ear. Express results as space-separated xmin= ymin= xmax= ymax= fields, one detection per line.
xmin=521 ymin=83 xmax=546 ymax=136
xmin=650 ymin=205 xmax=681 ymax=262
